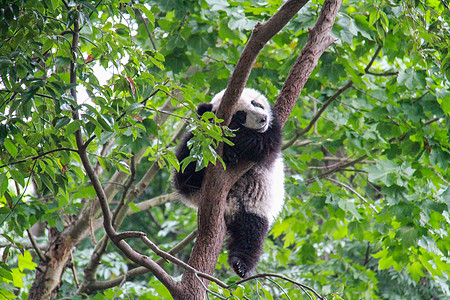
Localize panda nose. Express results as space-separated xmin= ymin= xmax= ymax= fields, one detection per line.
xmin=260 ymin=115 xmax=267 ymax=123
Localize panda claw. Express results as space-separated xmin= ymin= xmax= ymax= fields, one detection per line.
xmin=229 ymin=256 xmax=251 ymax=278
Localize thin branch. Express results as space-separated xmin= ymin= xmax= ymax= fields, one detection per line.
xmin=364 ymin=46 xmax=382 ymax=72
xmin=285 ymin=80 xmax=353 ymax=146
xmin=126 ymin=193 xmax=178 ymax=216
xmin=227 ymin=273 xmax=324 ymax=300
xmin=70 ymin=14 xmax=178 ymax=295
xmin=424 ymin=117 xmax=441 ymax=126
xmin=266 ymin=277 xmax=292 ymax=300
xmin=0 ymin=242 xmax=46 ymax=251
xmin=326 ymin=177 xmax=379 ymax=213
xmin=305 ymin=154 xmax=368 ymax=184
xmin=77 ymin=125 xmax=179 ymax=292
xmin=70 ymin=252 xmax=80 ymax=288
xmin=0 ymin=148 xmax=78 ymax=169
xmin=112 ymin=155 xmax=136 ymax=227
xmin=308 ymin=156 xmax=375 ymax=169
xmin=428 ymin=166 xmax=450 ymax=185
xmin=365 ymin=70 xmax=399 ymax=76
xmin=274 ymin=0 xmax=343 ymax=126
xmin=78 ymin=229 xmax=198 ymax=294
xmin=134 ymin=7 xmax=157 ymax=50
xmin=88 ymin=198 xmax=97 ymax=245
xmin=195 ymin=273 xmax=227 ymax=300
xmin=27 ymin=230 xmax=47 ymax=262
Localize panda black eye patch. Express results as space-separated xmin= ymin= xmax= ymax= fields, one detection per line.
xmin=251 ymin=100 xmax=264 ymax=109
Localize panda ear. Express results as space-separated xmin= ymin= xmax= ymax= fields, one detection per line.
xmin=196 ymin=103 xmax=214 ymax=116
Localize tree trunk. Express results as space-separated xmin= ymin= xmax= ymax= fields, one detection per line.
xmin=28 ymin=229 xmax=75 ymax=300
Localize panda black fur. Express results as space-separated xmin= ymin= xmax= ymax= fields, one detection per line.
xmin=174 ymin=88 xmax=284 ymax=278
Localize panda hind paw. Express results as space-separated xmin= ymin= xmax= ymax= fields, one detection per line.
xmin=229 ymin=256 xmax=252 ymax=278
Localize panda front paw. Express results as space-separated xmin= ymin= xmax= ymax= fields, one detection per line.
xmin=196 ymin=103 xmax=214 ymax=116
xmin=229 ymin=256 xmax=252 ymax=278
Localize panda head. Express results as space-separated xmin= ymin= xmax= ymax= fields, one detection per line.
xmin=210 ymin=88 xmax=272 ymax=133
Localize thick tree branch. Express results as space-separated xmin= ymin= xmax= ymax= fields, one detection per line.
xmin=216 ymin=0 xmax=309 ymax=123
xmin=274 ymin=0 xmax=343 ymax=126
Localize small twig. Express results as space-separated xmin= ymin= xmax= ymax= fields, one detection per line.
xmin=195 ymin=274 xmax=227 ymax=300
xmin=326 ymin=177 xmax=379 ymax=213
xmin=89 ymin=199 xmax=97 ymax=244
xmin=296 ymin=80 xmax=354 ymax=138
xmin=134 ymin=7 xmax=157 ymax=50
xmin=112 ymin=155 xmax=136 ymax=227
xmin=70 ymin=252 xmax=80 ymax=288
xmin=364 ymin=242 xmax=371 ymax=266
xmin=266 ymin=277 xmax=291 ymax=300
xmin=305 ymin=155 xmax=368 ymax=184
xmin=365 ymin=70 xmax=399 ymax=76
xmin=0 ymin=242 xmax=46 ymax=251
xmin=424 ymin=117 xmax=440 ymax=126
xmin=428 ymin=166 xmax=450 ymax=185
xmin=26 ymin=230 xmax=47 ymax=262
xmin=227 ymin=273 xmax=324 ymax=300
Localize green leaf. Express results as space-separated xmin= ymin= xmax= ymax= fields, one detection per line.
xmin=116 ymin=161 xmax=131 ymax=174
xmin=9 ymin=169 xmax=25 ymax=187
xmin=11 ymin=268 xmax=24 ymax=288
xmin=64 ymin=120 xmax=81 ymax=137
xmin=165 ymin=150 xmax=180 ymax=172
xmin=408 ymin=261 xmax=425 ymax=282
xmin=0 ymin=262 xmax=13 ymax=281
xmin=18 ymin=251 xmax=37 ymax=272
xmin=53 ymin=116 xmax=71 ymax=130
xmin=4 ymin=138 xmax=18 ymax=158
xmin=396 ymin=226 xmax=419 ymax=248
xmin=128 ymin=202 xmax=140 ymax=212
xmin=234 ymin=286 xmax=244 ymax=299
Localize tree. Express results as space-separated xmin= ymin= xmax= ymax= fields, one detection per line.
xmin=0 ymin=0 xmax=449 ymax=299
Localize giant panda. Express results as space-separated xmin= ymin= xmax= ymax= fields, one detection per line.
xmin=174 ymin=88 xmax=284 ymax=278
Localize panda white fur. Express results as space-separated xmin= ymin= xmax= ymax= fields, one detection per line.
xmin=174 ymin=88 xmax=284 ymax=278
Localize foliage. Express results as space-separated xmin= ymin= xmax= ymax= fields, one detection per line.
xmin=0 ymin=0 xmax=449 ymax=299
